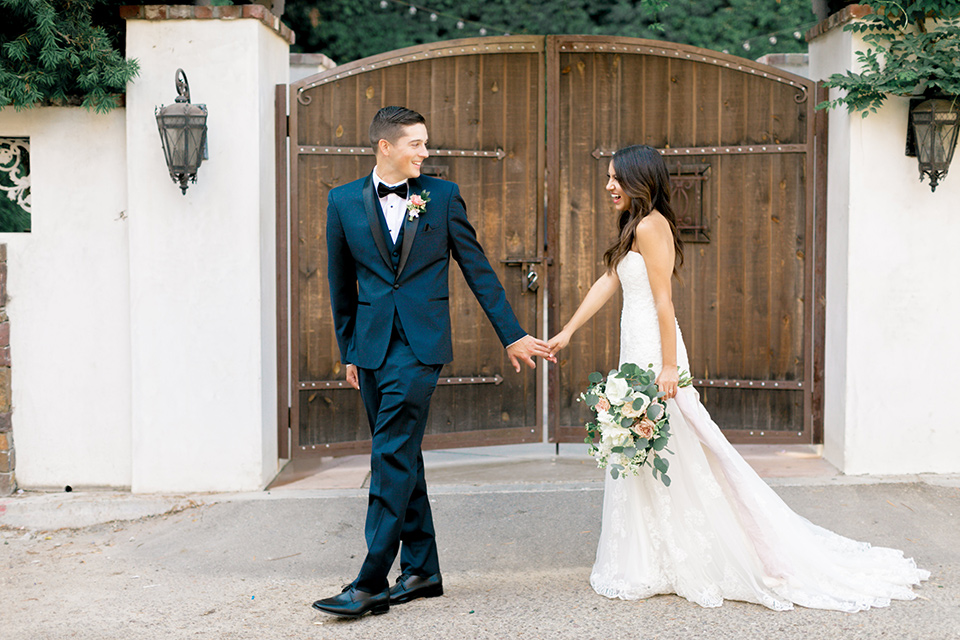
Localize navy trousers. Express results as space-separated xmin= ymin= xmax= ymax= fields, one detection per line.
xmin=354 ymin=323 xmax=443 ymax=593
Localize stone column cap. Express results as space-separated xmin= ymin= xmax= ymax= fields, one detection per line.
xmin=120 ymin=5 xmax=295 ymax=45
xmin=806 ymin=4 xmax=873 ymax=42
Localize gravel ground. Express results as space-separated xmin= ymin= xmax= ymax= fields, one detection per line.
xmin=2 ymin=482 xmax=958 ymax=640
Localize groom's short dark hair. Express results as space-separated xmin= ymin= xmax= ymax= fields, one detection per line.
xmin=369 ymin=106 xmax=426 ymax=151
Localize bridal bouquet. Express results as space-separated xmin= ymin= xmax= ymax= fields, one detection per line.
xmin=580 ymin=363 xmax=692 ymax=486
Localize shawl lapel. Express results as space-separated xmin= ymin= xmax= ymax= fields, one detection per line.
xmin=396 ymin=176 xmax=422 ymax=279
xmin=362 ymin=175 xmax=393 ymax=271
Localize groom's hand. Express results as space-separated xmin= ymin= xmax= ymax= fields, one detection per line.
xmin=506 ymin=335 xmax=556 ymax=372
xmin=345 ymin=364 xmax=360 ymax=390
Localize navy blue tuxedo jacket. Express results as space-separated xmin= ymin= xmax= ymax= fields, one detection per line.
xmin=326 ymin=173 xmax=525 ymax=369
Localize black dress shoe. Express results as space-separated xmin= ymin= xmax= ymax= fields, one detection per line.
xmin=388 ymin=572 xmax=444 ymax=604
xmin=311 ymin=585 xmax=390 ymax=618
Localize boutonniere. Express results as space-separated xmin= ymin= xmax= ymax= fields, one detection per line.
xmin=406 ymin=191 xmax=430 ymax=221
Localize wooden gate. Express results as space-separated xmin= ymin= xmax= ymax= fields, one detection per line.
xmin=546 ymin=36 xmax=824 ymax=445
xmin=284 ymin=37 xmax=546 ymax=457
xmin=278 ymin=36 xmax=826 ymax=458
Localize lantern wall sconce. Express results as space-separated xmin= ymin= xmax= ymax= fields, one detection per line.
xmin=906 ymin=95 xmax=959 ymax=193
xmin=156 ymin=69 xmax=208 ymax=195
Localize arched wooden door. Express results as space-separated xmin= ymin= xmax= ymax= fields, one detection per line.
xmin=286 ymin=37 xmax=546 ymax=457
xmin=278 ymin=36 xmax=825 ymax=458
xmin=546 ymin=36 xmax=823 ymax=445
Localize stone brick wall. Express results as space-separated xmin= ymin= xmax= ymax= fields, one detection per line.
xmin=0 ymin=244 xmax=13 ymax=495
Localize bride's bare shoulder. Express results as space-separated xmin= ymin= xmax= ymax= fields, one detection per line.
xmin=633 ymin=211 xmax=673 ymax=252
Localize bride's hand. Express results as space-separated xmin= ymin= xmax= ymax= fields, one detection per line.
xmin=657 ymin=365 xmax=680 ymax=399
xmin=546 ymin=329 xmax=572 ymax=357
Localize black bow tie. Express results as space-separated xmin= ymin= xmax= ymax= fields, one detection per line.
xmin=377 ymin=182 xmax=408 ymax=199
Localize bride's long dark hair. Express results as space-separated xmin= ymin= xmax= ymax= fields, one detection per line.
xmin=602 ymin=145 xmax=684 ymax=278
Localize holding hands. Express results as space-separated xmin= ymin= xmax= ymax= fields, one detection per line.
xmin=507 ymin=335 xmax=556 ymax=372
xmin=546 ymin=329 xmax=572 ymax=358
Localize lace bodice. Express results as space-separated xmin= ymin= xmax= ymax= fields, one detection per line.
xmin=615 ymin=251 xmax=689 ymax=375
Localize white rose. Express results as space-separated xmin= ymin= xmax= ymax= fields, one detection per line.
xmin=604 ymin=374 xmax=631 ymax=405
xmin=601 ymin=424 xmax=633 ymax=448
xmin=597 ymin=410 xmax=616 ymax=428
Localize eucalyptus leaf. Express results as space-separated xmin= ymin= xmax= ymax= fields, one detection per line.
xmin=647 ymin=404 xmax=663 ymax=420
xmin=654 ymin=456 xmax=669 ymax=473
xmin=588 ymin=371 xmax=603 ymax=384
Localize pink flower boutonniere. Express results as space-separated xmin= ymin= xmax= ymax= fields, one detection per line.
xmin=406 ymin=191 xmax=430 ymax=221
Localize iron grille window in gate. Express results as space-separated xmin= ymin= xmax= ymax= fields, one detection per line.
xmin=0 ymin=138 xmax=30 ymax=233
xmin=668 ymin=162 xmax=710 ymax=244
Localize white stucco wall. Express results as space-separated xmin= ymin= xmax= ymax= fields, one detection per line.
xmin=0 ymin=107 xmax=132 ymax=489
xmin=125 ymin=18 xmax=288 ymax=492
xmin=810 ymin=23 xmax=960 ymax=474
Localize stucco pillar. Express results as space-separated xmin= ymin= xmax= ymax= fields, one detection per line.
xmin=808 ymin=8 xmax=960 ymax=474
xmin=124 ymin=6 xmax=292 ymax=491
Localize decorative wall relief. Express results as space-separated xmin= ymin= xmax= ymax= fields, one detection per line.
xmin=0 ymin=138 xmax=30 ymax=233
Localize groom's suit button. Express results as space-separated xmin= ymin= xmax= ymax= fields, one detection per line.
xmin=393 ymin=284 xmax=400 ymax=289
xmin=392 ymin=250 xmax=399 ymax=256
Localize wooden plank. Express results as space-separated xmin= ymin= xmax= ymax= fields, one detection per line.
xmin=708 ymin=63 xmax=749 ymax=432
xmin=422 ymin=55 xmax=460 ymax=437
xmin=593 ymin=52 xmax=621 ymax=402
xmin=447 ymin=53 xmax=483 ymax=434
xmin=289 ymin=84 xmax=302 ymax=452
xmin=476 ymin=52 xmax=507 ymax=432
xmin=642 ymin=56 xmax=670 ymax=149
xmin=275 ymin=84 xmax=290 ymax=459
xmin=557 ymin=48 xmax=621 ymax=429
xmin=812 ymin=81 xmax=830 ymax=443
xmin=668 ymin=58 xmax=699 ymax=149
xmin=665 ymin=57 xmax=698 ymax=357
xmin=546 ymin=36 xmax=562 ymax=442
xmin=684 ymin=65 xmax=722 ymax=383
xmin=501 ymin=51 xmax=541 ymax=428
xmin=743 ymin=77 xmax=773 ymax=430
xmin=770 ymin=153 xmax=806 ymax=384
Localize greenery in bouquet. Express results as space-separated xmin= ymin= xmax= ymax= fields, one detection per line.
xmin=580 ymin=362 xmax=692 ymax=486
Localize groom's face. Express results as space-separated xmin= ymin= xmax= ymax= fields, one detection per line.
xmin=378 ymin=123 xmax=430 ymax=183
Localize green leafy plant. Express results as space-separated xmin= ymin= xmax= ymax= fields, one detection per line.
xmin=286 ymin=0 xmax=816 ymax=64
xmin=0 ymin=0 xmax=139 ymax=113
xmin=819 ymin=0 xmax=960 ymax=115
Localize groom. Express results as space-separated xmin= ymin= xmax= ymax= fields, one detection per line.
xmin=313 ymin=106 xmax=553 ymax=617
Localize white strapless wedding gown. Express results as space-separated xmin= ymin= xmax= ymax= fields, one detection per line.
xmin=590 ymin=251 xmax=929 ymax=611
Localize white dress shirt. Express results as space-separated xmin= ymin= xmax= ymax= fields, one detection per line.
xmin=372 ymin=169 xmax=408 ymax=243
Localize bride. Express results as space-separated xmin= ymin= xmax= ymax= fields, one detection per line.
xmin=547 ymin=145 xmax=929 ymax=611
